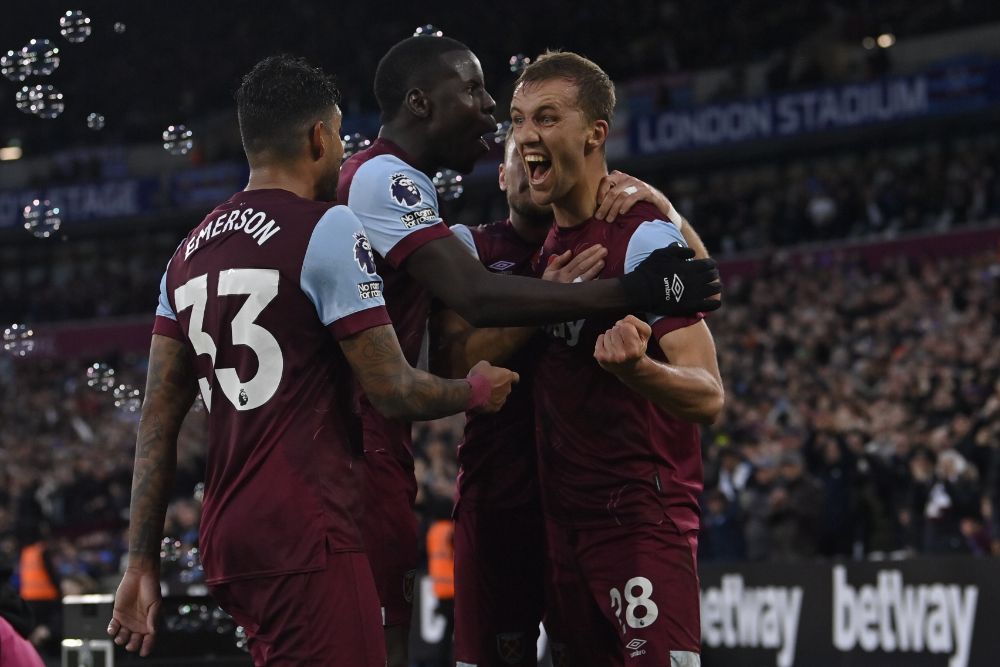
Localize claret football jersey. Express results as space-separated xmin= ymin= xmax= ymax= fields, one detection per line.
xmin=154 ymin=188 xmax=390 ymax=583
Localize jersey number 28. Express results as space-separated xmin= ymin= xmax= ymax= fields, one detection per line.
xmin=174 ymin=268 xmax=283 ymax=412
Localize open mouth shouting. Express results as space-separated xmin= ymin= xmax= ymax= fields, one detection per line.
xmin=523 ymin=153 xmax=552 ymax=186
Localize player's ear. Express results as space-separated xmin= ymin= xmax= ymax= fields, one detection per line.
xmin=498 ymin=162 xmax=507 ymax=192
xmin=585 ymin=120 xmax=609 ymax=154
xmin=308 ymin=120 xmax=325 ymax=160
xmin=404 ymin=88 xmax=431 ymax=119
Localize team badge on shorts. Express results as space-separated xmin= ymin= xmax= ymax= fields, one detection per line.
xmin=496 ymin=632 xmax=526 ymax=665
xmin=390 ymin=172 xmax=422 ymax=207
xmin=403 ymin=569 xmax=416 ymax=603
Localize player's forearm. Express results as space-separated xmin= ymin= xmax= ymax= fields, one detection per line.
xmin=126 ymin=412 xmax=178 ymax=571
xmin=612 ymin=356 xmax=724 ymax=424
xmin=456 ymin=272 xmax=632 ymax=327
xmin=127 ymin=336 xmax=195 ymax=571
xmin=439 ymin=326 xmax=535 ymax=377
xmin=342 ymin=324 xmax=472 ymax=420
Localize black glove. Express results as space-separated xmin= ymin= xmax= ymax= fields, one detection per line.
xmin=621 ymin=244 xmax=721 ymax=315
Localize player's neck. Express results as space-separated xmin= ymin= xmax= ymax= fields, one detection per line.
xmin=245 ymin=165 xmax=316 ymax=200
xmin=509 ymin=212 xmax=551 ymax=245
xmin=378 ymin=125 xmax=435 ymax=175
xmin=551 ymin=161 xmax=607 ymax=229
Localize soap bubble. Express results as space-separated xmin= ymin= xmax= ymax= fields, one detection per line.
xmin=342 ymin=132 xmax=372 ymax=161
xmin=59 ymin=10 xmax=92 ymax=44
xmin=86 ymin=112 xmax=105 ymax=131
xmin=21 ymin=39 xmax=60 ymax=76
xmin=162 ymin=124 xmax=194 ymax=155
xmin=1 ymin=50 xmax=30 ymax=82
xmin=113 ymin=22 xmax=127 ymax=34
xmin=414 ymin=24 xmax=443 ymax=37
xmin=3 ymin=324 xmax=35 ymax=358
xmin=493 ymin=120 xmax=511 ymax=144
xmin=509 ymin=54 xmax=531 ymax=74
xmin=433 ymin=169 xmax=464 ymax=202
xmin=85 ymin=362 xmax=117 ymax=392
xmin=23 ymin=199 xmax=62 ymax=238
xmin=26 ymin=84 xmax=65 ymax=119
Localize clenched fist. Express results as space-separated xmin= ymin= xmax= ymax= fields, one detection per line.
xmin=467 ymin=360 xmax=519 ymax=413
xmin=594 ymin=315 xmax=653 ymax=377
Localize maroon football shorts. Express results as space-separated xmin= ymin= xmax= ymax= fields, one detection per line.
xmin=544 ymin=519 xmax=701 ymax=667
xmin=358 ymin=446 xmax=419 ymax=627
xmin=453 ymin=502 xmax=546 ymax=667
xmin=208 ymin=548 xmax=385 ymax=667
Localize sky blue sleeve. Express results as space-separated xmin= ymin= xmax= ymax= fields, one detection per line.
xmin=155 ymin=266 xmax=177 ymax=320
xmin=624 ymin=220 xmax=687 ymax=326
xmin=300 ymin=206 xmax=387 ymax=326
xmin=345 ymin=155 xmax=445 ymax=259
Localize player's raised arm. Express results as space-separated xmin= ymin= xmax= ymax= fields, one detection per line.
xmin=346 ymin=159 xmax=719 ymax=329
xmin=341 ymin=325 xmax=517 ymax=417
xmin=109 ymin=333 xmax=198 ymax=656
xmin=429 ymin=243 xmax=607 ymax=376
xmin=405 ymin=235 xmax=717 ymax=328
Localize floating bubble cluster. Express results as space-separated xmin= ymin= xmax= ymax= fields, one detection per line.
xmin=112 ymin=383 xmax=142 ymax=412
xmin=494 ymin=120 xmax=511 ymax=144
xmin=23 ymin=199 xmax=62 ymax=238
xmin=414 ymin=24 xmax=443 ymax=37
xmin=85 ymin=362 xmax=117 ymax=392
xmin=59 ymin=10 xmax=92 ymax=44
xmin=509 ymin=53 xmax=531 ymax=73
xmin=86 ymin=112 xmax=105 ymax=131
xmin=113 ymin=22 xmax=127 ymax=34
xmin=1 ymin=50 xmax=29 ymax=82
xmin=21 ymin=39 xmax=60 ymax=76
xmin=163 ymin=124 xmax=194 ymax=155
xmin=433 ymin=169 xmax=464 ymax=202
xmin=342 ymin=132 xmax=372 ymax=161
xmin=3 ymin=324 xmax=35 ymax=357
xmin=24 ymin=84 xmax=65 ymax=119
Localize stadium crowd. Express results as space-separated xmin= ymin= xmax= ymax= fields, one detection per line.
xmin=5 ymin=130 xmax=1000 ymax=326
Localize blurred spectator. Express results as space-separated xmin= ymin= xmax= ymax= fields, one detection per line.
xmin=767 ymin=451 xmax=824 ymax=561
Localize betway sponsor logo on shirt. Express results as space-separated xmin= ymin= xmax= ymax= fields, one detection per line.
xmin=833 ymin=565 xmax=977 ymax=667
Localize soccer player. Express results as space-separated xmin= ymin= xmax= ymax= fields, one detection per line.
xmin=105 ymin=55 xmax=518 ymax=667
xmin=338 ymin=35 xmax=721 ymax=664
xmin=432 ymin=130 xmax=711 ymax=667
xmin=510 ymin=51 xmax=725 ymax=666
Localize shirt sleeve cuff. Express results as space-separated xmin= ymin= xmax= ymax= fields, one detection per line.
xmin=152 ymin=315 xmax=184 ymax=341
xmin=651 ymin=312 xmax=704 ymax=341
xmin=328 ymin=306 xmax=393 ymax=340
xmin=385 ymin=223 xmax=453 ymax=268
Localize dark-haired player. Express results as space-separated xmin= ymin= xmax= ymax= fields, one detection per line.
xmin=509 ymin=51 xmax=725 ymax=666
xmin=337 ymin=35 xmax=720 ymax=664
xmin=105 ymin=55 xmax=518 ymax=667
xmin=432 ymin=129 xmax=711 ymax=667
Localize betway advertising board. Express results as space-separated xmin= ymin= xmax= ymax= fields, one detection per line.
xmin=699 ymin=558 xmax=1000 ymax=667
